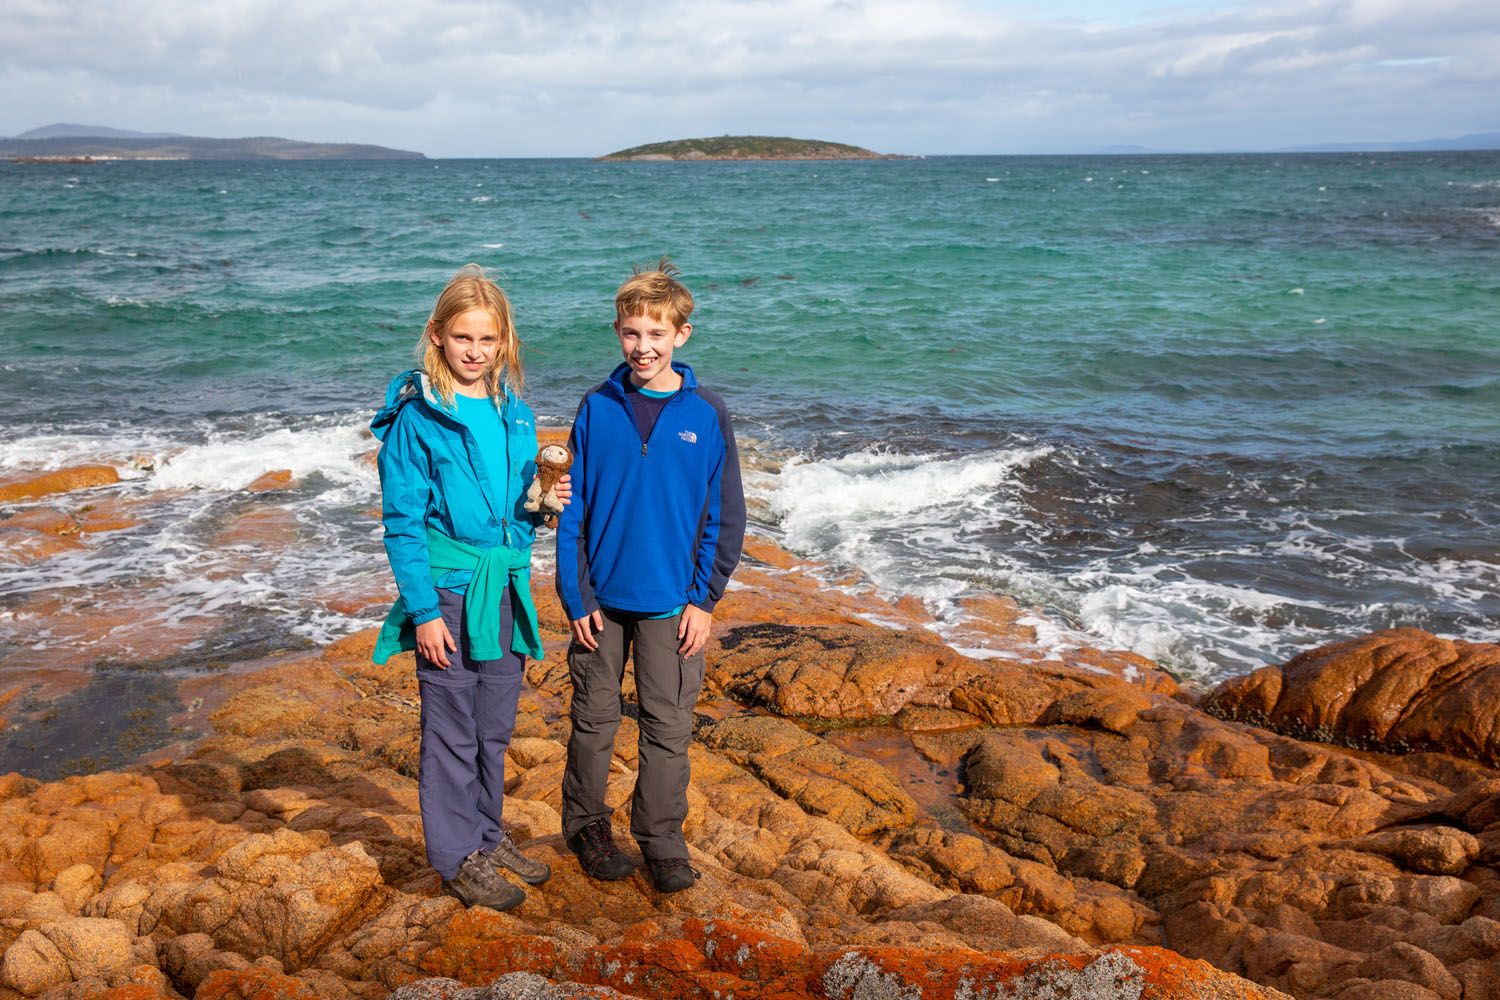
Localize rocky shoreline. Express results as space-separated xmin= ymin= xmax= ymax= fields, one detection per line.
xmin=3 ymin=461 xmax=1499 ymax=999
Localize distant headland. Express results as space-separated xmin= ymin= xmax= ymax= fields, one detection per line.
xmin=2 ymin=124 xmax=424 ymax=162
xmin=598 ymin=135 xmax=906 ymax=161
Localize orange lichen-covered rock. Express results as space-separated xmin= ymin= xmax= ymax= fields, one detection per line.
xmin=245 ymin=469 xmax=296 ymax=493
xmin=148 ymin=829 xmax=389 ymax=971
xmin=0 ymin=464 xmax=120 ymax=503
xmin=1 ymin=508 xmax=80 ymax=536
xmin=0 ymin=916 xmax=154 ymax=996
xmin=710 ymin=622 xmax=961 ymax=719
xmin=709 ymin=621 xmax=1096 ymax=724
xmin=681 ymin=917 xmax=807 ymax=983
xmin=415 ymin=908 xmax=563 ymax=984
xmin=213 ymin=504 xmax=302 ymax=550
xmin=810 ymin=945 xmax=1293 ymax=999
xmin=698 ymin=716 xmax=918 ymax=836
xmin=1205 ymin=629 xmax=1500 ymax=765
xmin=6 ymin=518 xmax=1498 ymax=1000
xmin=195 ymin=966 xmax=324 ymax=1000
xmin=0 ymin=519 xmax=86 ymax=564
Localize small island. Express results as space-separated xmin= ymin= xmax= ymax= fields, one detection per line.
xmin=598 ymin=135 xmax=904 ymax=161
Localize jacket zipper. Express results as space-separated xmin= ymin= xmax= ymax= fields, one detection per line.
xmin=638 ymin=389 xmax=685 ymax=458
xmin=501 ymin=393 xmax=512 ymax=544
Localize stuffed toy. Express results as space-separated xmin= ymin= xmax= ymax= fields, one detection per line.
xmin=525 ymin=444 xmax=573 ymax=528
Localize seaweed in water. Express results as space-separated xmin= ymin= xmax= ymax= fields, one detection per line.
xmin=719 ymin=622 xmax=842 ymax=652
xmin=0 ymin=671 xmax=191 ymax=780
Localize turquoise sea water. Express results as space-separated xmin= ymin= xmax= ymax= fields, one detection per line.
xmin=1 ymin=153 xmax=1497 ymax=685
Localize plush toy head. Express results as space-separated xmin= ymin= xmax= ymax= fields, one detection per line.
xmin=537 ymin=444 xmax=571 ymax=472
xmin=526 ymin=444 xmax=574 ymax=527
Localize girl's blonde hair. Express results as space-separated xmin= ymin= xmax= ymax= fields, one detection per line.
xmin=418 ymin=264 xmax=524 ymax=404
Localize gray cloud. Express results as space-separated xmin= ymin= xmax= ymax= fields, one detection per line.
xmin=2 ymin=0 xmax=1496 ymax=154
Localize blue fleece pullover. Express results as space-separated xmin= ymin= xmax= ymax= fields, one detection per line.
xmin=555 ymin=362 xmax=745 ymax=620
xmin=371 ymin=369 xmax=539 ymax=627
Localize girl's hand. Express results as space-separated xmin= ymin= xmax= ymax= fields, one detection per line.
xmin=554 ymin=474 xmax=573 ymax=507
xmin=415 ymin=617 xmax=457 ymax=668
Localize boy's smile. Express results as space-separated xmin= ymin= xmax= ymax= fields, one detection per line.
xmin=433 ymin=307 xmax=501 ymax=396
xmin=616 ymin=311 xmax=692 ymax=392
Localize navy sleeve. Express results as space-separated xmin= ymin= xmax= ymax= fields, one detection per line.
xmin=690 ymin=391 xmax=745 ymax=612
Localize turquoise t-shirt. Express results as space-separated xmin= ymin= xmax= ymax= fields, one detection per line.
xmin=435 ymin=392 xmax=506 ymax=594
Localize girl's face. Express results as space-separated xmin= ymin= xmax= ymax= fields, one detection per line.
xmin=431 ymin=307 xmax=501 ymax=395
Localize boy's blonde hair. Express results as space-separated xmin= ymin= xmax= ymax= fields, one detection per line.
xmin=418 ymin=264 xmax=523 ymax=404
xmin=616 ymin=257 xmax=694 ymax=329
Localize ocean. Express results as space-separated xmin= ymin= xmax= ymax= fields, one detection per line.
xmin=2 ymin=153 xmax=1497 ymax=698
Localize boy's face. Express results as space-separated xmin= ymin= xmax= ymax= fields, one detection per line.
xmin=615 ymin=310 xmax=691 ymax=391
xmin=431 ymin=306 xmax=500 ymax=395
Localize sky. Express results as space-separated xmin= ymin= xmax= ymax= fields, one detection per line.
xmin=2 ymin=0 xmax=1497 ymax=157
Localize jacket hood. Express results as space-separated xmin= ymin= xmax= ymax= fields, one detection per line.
xmin=604 ymin=361 xmax=698 ymax=399
xmin=371 ymin=369 xmax=515 ymax=441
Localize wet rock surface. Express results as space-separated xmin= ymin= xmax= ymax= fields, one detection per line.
xmin=3 ymin=536 xmax=1497 ymax=998
xmin=1205 ymin=628 xmax=1500 ymax=766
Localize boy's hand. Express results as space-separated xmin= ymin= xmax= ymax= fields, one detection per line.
xmin=553 ymin=474 xmax=572 ymax=506
xmin=570 ymin=609 xmax=604 ymax=651
xmin=415 ymin=617 xmax=457 ymax=668
xmin=678 ymin=605 xmax=713 ymax=657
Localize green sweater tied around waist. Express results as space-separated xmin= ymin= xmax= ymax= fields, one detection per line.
xmin=373 ymin=527 xmax=542 ymax=664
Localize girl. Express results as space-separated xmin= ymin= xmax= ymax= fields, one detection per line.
xmin=371 ymin=264 xmax=566 ymax=911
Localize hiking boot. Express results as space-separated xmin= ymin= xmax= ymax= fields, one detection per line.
xmin=566 ymin=819 xmax=635 ymax=881
xmin=646 ymin=857 xmax=700 ymax=894
xmin=490 ymin=831 xmax=551 ymax=885
xmin=442 ymin=848 xmax=525 ymax=911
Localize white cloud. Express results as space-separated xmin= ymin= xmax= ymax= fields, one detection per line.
xmin=1 ymin=0 xmax=1497 ymax=154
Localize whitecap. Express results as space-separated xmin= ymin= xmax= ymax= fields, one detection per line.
xmin=150 ymin=421 xmax=377 ymax=492
xmin=769 ymin=445 xmax=1052 ymax=548
xmin=0 ymin=428 xmax=167 ymax=474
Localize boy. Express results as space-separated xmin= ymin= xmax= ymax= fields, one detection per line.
xmin=555 ymin=259 xmax=745 ymax=893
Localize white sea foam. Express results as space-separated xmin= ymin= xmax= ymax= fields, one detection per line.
xmin=748 ymin=439 xmax=1498 ymax=684
xmin=771 ymin=445 xmax=1051 ymax=542
xmin=481 ymin=242 xmax=505 ymax=248
xmin=0 ymin=429 xmax=167 ymax=474
xmin=1 ymin=413 xmax=391 ymax=660
xmin=1068 ymin=569 xmax=1317 ymax=678
xmin=151 ymin=421 xmax=377 ymax=492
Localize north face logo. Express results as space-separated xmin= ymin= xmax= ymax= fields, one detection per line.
xmin=678 ymin=430 xmax=697 ymax=444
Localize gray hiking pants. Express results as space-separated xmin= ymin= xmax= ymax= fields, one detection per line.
xmin=561 ymin=609 xmax=705 ymax=861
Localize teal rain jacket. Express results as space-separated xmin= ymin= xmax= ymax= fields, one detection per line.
xmin=370 ymin=369 xmax=539 ymax=656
